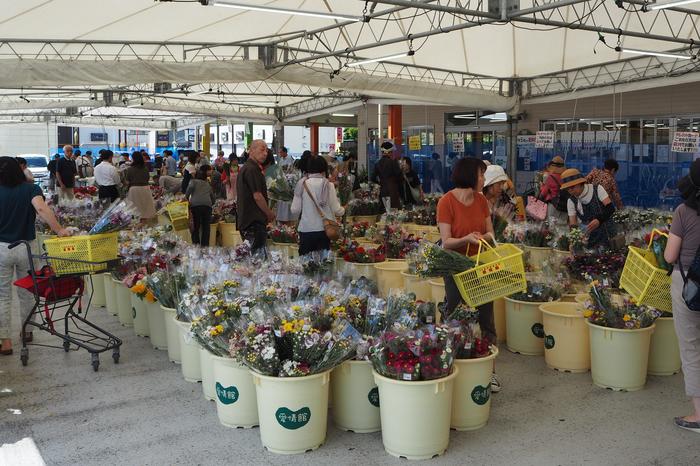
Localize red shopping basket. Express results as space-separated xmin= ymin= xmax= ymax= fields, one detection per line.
xmin=14 ymin=266 xmax=84 ymax=302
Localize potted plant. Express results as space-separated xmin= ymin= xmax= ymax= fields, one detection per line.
xmin=504 ymin=283 xmax=561 ymax=355
xmin=584 ymin=284 xmax=661 ymax=391
xmin=370 ymin=325 xmax=458 ymax=460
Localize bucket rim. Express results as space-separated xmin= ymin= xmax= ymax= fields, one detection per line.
xmin=539 ymin=302 xmax=584 ymax=318
xmin=504 ymin=296 xmax=561 ymax=305
xmin=372 ymin=366 xmax=459 ymax=386
xmin=586 ymin=320 xmax=656 ymax=333
xmin=373 ymin=262 xmax=408 ymax=271
xmin=251 ymin=368 xmax=333 ymax=383
xmin=454 ymin=345 xmax=499 ymax=364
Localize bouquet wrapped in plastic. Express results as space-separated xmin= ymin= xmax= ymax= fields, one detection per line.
xmin=443 ymin=304 xmax=492 ymax=359
xmin=509 ymin=281 xmax=562 ymax=303
xmin=583 ymin=283 xmax=661 ymax=329
xmin=413 ymin=241 xmax=475 ymax=278
xmin=89 ymin=199 xmax=140 ymax=234
xmin=266 ymin=164 xmax=296 ymax=202
xmin=369 ymin=325 xmax=455 ymax=381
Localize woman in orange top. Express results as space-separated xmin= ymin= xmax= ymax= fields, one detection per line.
xmin=437 ymin=157 xmax=500 ymax=392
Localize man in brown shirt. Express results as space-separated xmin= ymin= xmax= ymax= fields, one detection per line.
xmin=586 ymin=159 xmax=623 ymax=210
xmin=236 ymin=139 xmax=275 ymax=252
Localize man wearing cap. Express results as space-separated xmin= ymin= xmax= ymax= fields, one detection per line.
xmin=561 ymin=168 xmax=616 ymax=248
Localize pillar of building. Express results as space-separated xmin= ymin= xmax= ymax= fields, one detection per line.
xmin=358 ymin=106 xmax=368 ymax=171
xmin=203 ymin=123 xmax=211 ymax=156
xmin=310 ymin=123 xmax=320 ymax=154
xmin=387 ymin=105 xmax=403 ymax=146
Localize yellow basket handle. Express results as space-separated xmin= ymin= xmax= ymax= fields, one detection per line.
xmin=647 ymin=228 xmax=668 ymax=249
xmin=474 ymin=238 xmax=499 ymax=264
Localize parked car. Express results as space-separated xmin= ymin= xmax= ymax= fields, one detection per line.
xmin=19 ymin=154 xmax=50 ymax=185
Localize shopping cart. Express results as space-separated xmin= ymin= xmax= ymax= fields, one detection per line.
xmin=10 ymin=240 xmax=122 ymax=371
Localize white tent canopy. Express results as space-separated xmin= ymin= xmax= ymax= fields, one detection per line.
xmin=0 ymin=0 xmax=698 ymax=126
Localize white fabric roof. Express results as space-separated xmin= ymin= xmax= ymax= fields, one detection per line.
xmin=0 ymin=0 xmax=698 ymax=125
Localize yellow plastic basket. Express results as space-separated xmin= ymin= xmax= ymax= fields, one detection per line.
xmin=619 ymin=229 xmax=672 ymax=312
xmin=43 ymin=232 xmax=119 ymax=276
xmin=454 ymin=240 xmax=527 ymax=308
xmin=167 ymin=201 xmax=189 ymax=231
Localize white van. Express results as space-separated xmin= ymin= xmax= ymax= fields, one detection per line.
xmin=19 ymin=154 xmax=50 ymax=185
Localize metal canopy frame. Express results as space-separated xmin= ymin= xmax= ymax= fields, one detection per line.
xmin=0 ymin=0 xmax=699 ymax=123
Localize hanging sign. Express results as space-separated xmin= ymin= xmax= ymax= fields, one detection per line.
xmin=156 ymin=131 xmax=170 ymax=147
xmin=408 ymin=135 xmax=422 ymax=151
xmin=583 ymin=131 xmax=596 ymax=150
xmin=559 ymin=132 xmax=571 ymax=150
xmin=671 ymin=131 xmax=700 ymax=153
xmin=451 ymin=133 xmax=464 ymax=152
xmin=595 ymin=131 xmax=610 ymax=147
xmin=571 ymin=132 xmax=583 ymax=150
xmin=535 ymin=131 xmax=555 ymax=149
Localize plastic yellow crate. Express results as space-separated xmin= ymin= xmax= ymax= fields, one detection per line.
xmin=166 ymin=201 xmax=189 ymax=231
xmin=619 ymin=230 xmax=672 ymax=312
xmin=44 ymin=232 xmax=119 ymax=276
xmin=454 ymin=241 xmax=527 ymax=308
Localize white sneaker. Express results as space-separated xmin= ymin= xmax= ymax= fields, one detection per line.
xmin=491 ymin=373 xmax=502 ymax=393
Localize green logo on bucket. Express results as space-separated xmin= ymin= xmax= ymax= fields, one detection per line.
xmin=531 ymin=323 xmax=545 ymax=338
xmin=471 ymin=385 xmax=491 ymax=405
xmin=544 ymin=334 xmax=555 ymax=349
xmin=276 ymin=407 xmax=311 ymax=430
xmin=132 ymin=307 xmax=136 ymax=319
xmin=215 ymin=382 xmax=239 ymax=405
xmin=368 ymin=387 xmax=380 ymax=407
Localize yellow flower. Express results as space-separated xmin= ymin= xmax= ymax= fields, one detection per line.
xmin=583 ymin=310 xmax=593 ymax=318
xmin=145 ymin=291 xmax=156 ymax=303
xmin=214 ymin=310 xmax=224 ymax=318
xmin=291 ymin=305 xmax=302 ymax=313
xmin=623 ymin=314 xmax=631 ymax=322
xmin=130 ymin=283 xmax=146 ymax=294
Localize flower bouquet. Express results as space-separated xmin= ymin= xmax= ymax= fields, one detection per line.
xmin=239 ymin=315 xmax=360 ymax=377
xmin=369 ymin=325 xmax=455 ymax=381
xmin=89 ymin=199 xmax=140 ymax=234
xmin=583 ymin=284 xmax=661 ymax=329
xmin=443 ymin=304 xmax=492 ymax=359
xmin=130 ymin=279 xmax=156 ymax=303
xmin=73 ymin=186 xmax=98 ymax=199
xmin=146 ymin=270 xmax=187 ymax=309
xmin=509 ymin=282 xmax=561 ymax=303
xmin=645 ymin=229 xmax=672 ymax=273
xmin=337 ymin=172 xmax=353 ymax=206
xmin=266 ymin=164 xmax=296 ymax=202
xmin=555 ymin=227 xmax=586 ymax=253
xmin=341 ymin=242 xmax=386 ymax=264
xmin=298 ymin=250 xmax=335 ymax=280
xmin=381 ymin=224 xmax=420 ymax=260
xmin=522 ymin=223 xmax=554 ymax=248
xmin=413 ymin=241 xmax=475 ymax=278
xmin=270 ymin=224 xmax=298 ymax=244
xmin=350 ymin=222 xmax=371 ymax=238
xmin=564 ymin=251 xmax=626 ymax=287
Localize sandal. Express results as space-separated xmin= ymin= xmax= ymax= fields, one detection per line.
xmin=674 ymin=417 xmax=700 ymax=433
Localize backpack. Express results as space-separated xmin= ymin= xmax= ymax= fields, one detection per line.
xmin=678 ymin=245 xmax=700 ymax=312
xmin=551 ymin=176 xmax=570 ymax=213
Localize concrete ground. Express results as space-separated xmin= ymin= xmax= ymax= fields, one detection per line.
xmin=1 ymin=298 xmax=699 ymax=466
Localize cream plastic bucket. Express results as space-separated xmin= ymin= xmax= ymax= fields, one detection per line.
xmin=115 ymin=280 xmax=133 ymax=327
xmin=331 ymin=360 xmax=380 ymax=433
xmin=521 ymin=245 xmax=552 ymax=272
xmin=176 ymin=319 xmax=202 ymax=382
xmin=373 ymin=368 xmax=458 ymax=460
xmin=429 ymin=279 xmax=446 ymax=306
xmin=162 ymin=306 xmax=181 ymax=364
xmin=130 ymin=293 xmax=150 ymax=337
xmin=348 ymin=261 xmax=381 ymax=283
xmin=540 ymin=302 xmax=590 ymax=372
xmin=493 ymin=298 xmax=507 ymax=344
xmin=211 ymin=356 xmax=259 ymax=428
xmin=374 ymin=261 xmax=408 ymax=298
xmin=504 ymin=297 xmax=556 ymax=355
xmin=401 ymin=272 xmax=432 ymax=302
xmin=103 ymin=274 xmax=117 ymax=316
xmin=89 ymin=274 xmax=106 ymax=307
xmin=252 ymin=370 xmax=331 ymax=454
xmin=648 ymin=317 xmax=681 ymax=376
xmin=209 ymin=222 xmax=218 ymax=247
xmin=451 ymin=347 xmax=498 ymax=431
xmin=587 ymin=322 xmax=655 ymax=391
xmin=219 ymin=222 xmax=237 ymax=247
xmin=199 ymin=347 xmax=216 ymax=401
xmin=146 ymin=300 xmax=167 ymax=350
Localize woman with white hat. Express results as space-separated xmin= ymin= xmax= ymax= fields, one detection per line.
xmin=560 ymin=168 xmax=616 ymax=249
xmin=482 ymin=165 xmax=510 ymax=212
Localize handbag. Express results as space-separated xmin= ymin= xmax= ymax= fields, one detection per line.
xmin=303 ymin=180 xmax=341 ymax=241
xmin=403 ymin=172 xmax=422 ymax=203
xmin=677 ymin=244 xmax=700 ymax=312
xmin=525 ymin=196 xmax=548 ymax=221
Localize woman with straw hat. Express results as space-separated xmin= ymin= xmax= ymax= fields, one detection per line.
xmin=560 ymin=168 xmax=616 ymax=248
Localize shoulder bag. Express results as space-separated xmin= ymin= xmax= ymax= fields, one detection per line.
xmin=303 ymin=180 xmax=341 ymax=241
xmin=677 ymin=244 xmax=700 ymax=312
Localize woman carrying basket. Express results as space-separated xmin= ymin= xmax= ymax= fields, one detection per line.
xmin=437 ymin=157 xmax=501 ymax=392
xmin=0 ymin=157 xmax=71 ymax=355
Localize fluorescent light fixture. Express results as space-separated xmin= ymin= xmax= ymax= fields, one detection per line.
xmin=453 ymin=114 xmax=476 ymax=119
xmin=482 ymin=112 xmax=507 ymax=121
xmin=22 ymin=96 xmax=80 ymax=101
xmin=648 ymin=0 xmax=700 ymax=10
xmin=331 ymin=113 xmax=355 ymax=117
xmin=347 ymin=50 xmax=415 ymax=67
xmin=616 ymin=46 xmax=694 ymax=60
xmin=208 ymin=1 xmax=361 ymax=22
